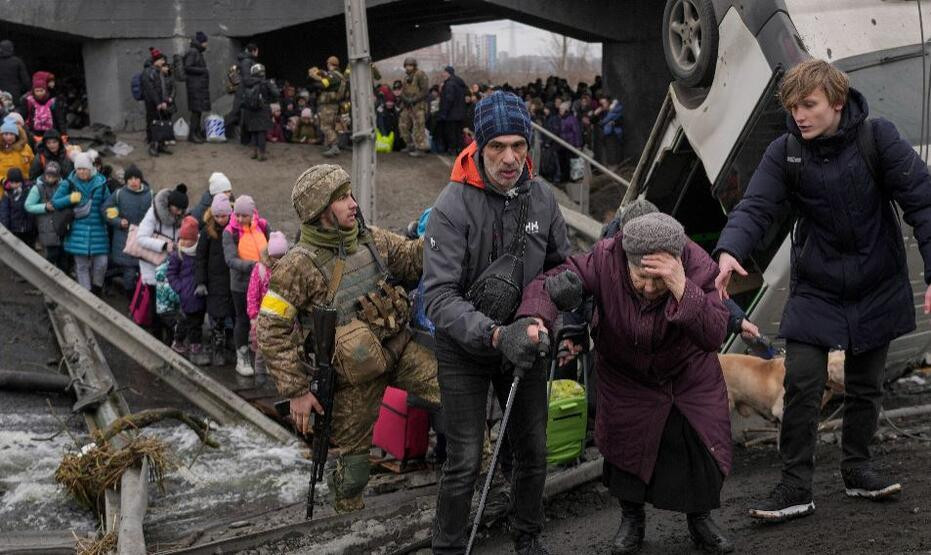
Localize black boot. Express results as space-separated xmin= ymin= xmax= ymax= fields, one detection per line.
xmin=687 ymin=512 xmax=734 ymax=553
xmin=211 ymin=329 xmax=226 ymax=366
xmin=513 ymin=533 xmax=550 ymax=555
xmin=148 ymin=142 xmax=159 ymax=157
xmin=91 ymin=285 xmax=103 ymax=298
xmin=612 ymin=501 xmax=645 ymax=554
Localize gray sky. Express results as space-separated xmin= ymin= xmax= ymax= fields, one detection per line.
xmin=451 ymin=20 xmax=603 ymax=58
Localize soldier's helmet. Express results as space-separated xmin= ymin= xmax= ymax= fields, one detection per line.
xmin=403 ymin=57 xmax=417 ymax=67
xmin=327 ymin=55 xmax=340 ymax=67
xmin=292 ymin=164 xmax=351 ymax=223
xmin=250 ymin=63 xmax=266 ymax=76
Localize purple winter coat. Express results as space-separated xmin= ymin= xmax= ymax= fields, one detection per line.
xmin=167 ymin=251 xmax=206 ymax=315
xmin=517 ymin=236 xmax=732 ymax=483
xmin=559 ymin=113 xmax=582 ymax=148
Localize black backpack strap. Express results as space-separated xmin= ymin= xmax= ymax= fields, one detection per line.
xmin=856 ymin=118 xmax=881 ymax=188
xmin=785 ymin=133 xmax=803 ymax=195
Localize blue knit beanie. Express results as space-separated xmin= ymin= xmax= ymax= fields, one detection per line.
xmin=0 ymin=120 xmax=17 ymax=135
xmin=195 ymin=31 xmax=208 ymax=44
xmin=473 ymin=91 xmax=532 ymax=153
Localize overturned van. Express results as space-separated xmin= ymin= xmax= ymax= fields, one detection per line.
xmin=630 ymin=0 xmax=931 ymax=374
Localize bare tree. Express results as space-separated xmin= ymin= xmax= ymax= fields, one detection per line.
xmin=545 ymin=33 xmax=569 ymax=74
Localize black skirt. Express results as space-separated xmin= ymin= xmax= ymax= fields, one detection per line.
xmin=602 ymin=406 xmax=723 ymax=513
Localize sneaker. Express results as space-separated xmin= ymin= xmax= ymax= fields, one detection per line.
xmin=188 ymin=343 xmax=211 ymax=366
xmin=842 ymin=466 xmax=902 ymax=499
xmin=322 ymin=145 xmax=340 ymax=157
xmin=235 ymin=346 xmax=254 ymax=377
xmin=748 ymin=482 xmax=815 ymax=522
xmin=408 ymin=149 xmax=424 ymax=158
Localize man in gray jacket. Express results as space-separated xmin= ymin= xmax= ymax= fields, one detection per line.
xmin=424 ymin=91 xmax=570 ymax=554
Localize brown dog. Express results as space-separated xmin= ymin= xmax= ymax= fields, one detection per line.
xmin=719 ymin=351 xmax=845 ymax=422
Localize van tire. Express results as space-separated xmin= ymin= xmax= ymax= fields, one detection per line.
xmin=662 ymin=0 xmax=718 ymax=88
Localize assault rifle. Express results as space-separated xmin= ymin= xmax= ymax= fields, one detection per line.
xmin=273 ymin=306 xmax=338 ymax=520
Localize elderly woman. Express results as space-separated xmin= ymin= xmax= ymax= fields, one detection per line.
xmin=517 ymin=213 xmax=734 ymax=554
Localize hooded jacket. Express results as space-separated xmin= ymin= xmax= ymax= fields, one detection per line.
xmin=168 ymin=248 xmax=206 ymax=315
xmin=24 ymin=174 xmax=65 ymax=247
xmin=246 ymin=250 xmax=277 ymax=320
xmin=101 ymin=181 xmax=153 ymax=267
xmin=0 ymin=127 xmax=34 ymax=181
xmin=136 ymin=188 xmax=183 ymax=285
xmin=422 ymin=141 xmax=571 ymax=357
xmin=51 ymin=170 xmax=109 ymax=256
xmin=28 ymin=130 xmax=72 ymax=180
xmin=439 ymin=72 xmax=467 ymax=122
xmin=0 ymin=41 xmax=29 ymax=100
xmin=0 ymin=182 xmax=35 ymax=234
xmin=714 ymin=88 xmax=931 ymax=354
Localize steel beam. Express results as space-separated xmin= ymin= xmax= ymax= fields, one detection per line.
xmin=0 ymin=226 xmax=293 ymax=444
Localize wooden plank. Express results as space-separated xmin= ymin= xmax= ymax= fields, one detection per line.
xmin=0 ymin=225 xmax=292 ymax=443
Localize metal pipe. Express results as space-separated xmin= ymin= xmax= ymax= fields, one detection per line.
xmin=0 ymin=370 xmax=71 ymax=392
xmin=531 ymin=121 xmax=630 ymax=189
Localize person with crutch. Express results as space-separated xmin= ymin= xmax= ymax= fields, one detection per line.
xmin=518 ymin=213 xmax=734 ymax=554
xmin=423 ymin=90 xmax=570 ymax=555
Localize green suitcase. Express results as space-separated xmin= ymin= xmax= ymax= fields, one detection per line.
xmin=546 ymin=379 xmax=587 ymax=465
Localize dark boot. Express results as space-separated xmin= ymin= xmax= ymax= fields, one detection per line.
xmin=157 ymin=143 xmax=173 ymax=155
xmin=687 ymin=513 xmax=734 ymax=553
xmin=211 ymin=329 xmax=226 ymax=366
xmin=513 ymin=533 xmax=550 ymax=555
xmin=148 ymin=143 xmax=159 ymax=157
xmin=612 ymin=501 xmax=645 ymax=554
xmin=91 ymin=285 xmax=103 ymax=298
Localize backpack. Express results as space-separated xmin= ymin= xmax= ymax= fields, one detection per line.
xmin=243 ymin=82 xmax=264 ymax=111
xmin=28 ymin=96 xmax=54 ymax=132
xmin=131 ymin=73 xmax=144 ymax=101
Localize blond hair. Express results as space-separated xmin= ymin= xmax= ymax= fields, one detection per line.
xmin=779 ymin=59 xmax=849 ymax=111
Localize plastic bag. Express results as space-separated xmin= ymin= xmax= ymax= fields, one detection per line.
xmin=569 ymin=157 xmax=585 ymax=182
xmin=172 ymin=117 xmax=190 ymax=140
xmin=204 ymin=114 xmax=227 ymax=143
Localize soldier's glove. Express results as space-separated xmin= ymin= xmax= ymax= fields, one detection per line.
xmin=195 ymin=284 xmax=208 ymax=297
xmin=545 ymin=270 xmax=584 ymax=312
xmin=497 ymin=317 xmax=547 ymax=370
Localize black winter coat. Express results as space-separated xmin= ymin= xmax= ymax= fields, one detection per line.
xmin=0 ymin=186 xmax=35 ymax=234
xmin=183 ymin=41 xmax=211 ymax=112
xmin=0 ymin=41 xmax=29 ymax=100
xmin=142 ymin=65 xmax=175 ymax=111
xmin=196 ymin=215 xmax=233 ymax=318
xmin=439 ymin=74 xmax=467 ymax=122
xmin=29 ymin=142 xmax=73 ymax=181
xmin=235 ymin=51 xmax=256 ymax=101
xmin=241 ymin=76 xmax=279 ymax=133
xmin=714 ymin=89 xmax=931 ymax=354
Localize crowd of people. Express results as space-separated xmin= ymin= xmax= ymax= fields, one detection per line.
xmin=128 ymin=34 xmax=624 ymax=184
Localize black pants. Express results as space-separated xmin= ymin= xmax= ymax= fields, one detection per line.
xmin=231 ymin=290 xmax=249 ymax=349
xmin=442 ymin=120 xmax=462 ymax=154
xmin=432 ymin=331 xmax=547 ymax=553
xmin=249 ymin=131 xmax=267 ymax=153
xmin=145 ymin=103 xmax=157 ymax=144
xmin=43 ymin=244 xmax=70 ymax=272
xmin=780 ymin=341 xmax=889 ymax=491
xmin=190 ymin=110 xmax=202 ymax=137
xmin=174 ymin=310 xmax=205 ymax=344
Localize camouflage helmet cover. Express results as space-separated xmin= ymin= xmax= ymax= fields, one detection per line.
xmin=327 ymin=55 xmax=340 ymax=67
xmin=403 ymin=57 xmax=417 ymax=67
xmin=292 ymin=164 xmax=351 ymax=222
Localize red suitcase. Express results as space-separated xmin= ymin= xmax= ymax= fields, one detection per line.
xmin=373 ymin=386 xmax=430 ymax=461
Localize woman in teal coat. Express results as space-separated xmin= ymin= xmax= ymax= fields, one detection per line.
xmin=52 ymin=151 xmax=109 ymax=292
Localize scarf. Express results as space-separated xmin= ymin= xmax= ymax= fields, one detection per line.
xmin=299 ymin=221 xmax=360 ymax=255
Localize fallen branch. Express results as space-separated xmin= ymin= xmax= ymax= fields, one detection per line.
xmin=99 ymin=408 xmax=218 ymax=448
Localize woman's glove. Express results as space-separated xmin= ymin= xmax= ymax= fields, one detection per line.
xmin=69 ymin=191 xmax=82 ymax=204
xmin=545 ymin=270 xmax=584 ymax=311
xmin=195 ymin=284 xmax=208 ymax=297
xmin=496 ymin=317 xmax=548 ymax=370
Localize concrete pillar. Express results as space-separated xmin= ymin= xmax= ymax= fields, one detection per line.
xmin=82 ymin=35 xmax=237 ymax=132
xmin=601 ymin=39 xmax=672 ymax=163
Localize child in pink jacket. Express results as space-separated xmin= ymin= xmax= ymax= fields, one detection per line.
xmin=246 ymin=230 xmax=289 ymax=377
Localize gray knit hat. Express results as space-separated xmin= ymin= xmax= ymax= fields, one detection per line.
xmin=622 ymin=213 xmax=686 ymax=266
xmin=618 ymin=198 xmax=659 ymax=228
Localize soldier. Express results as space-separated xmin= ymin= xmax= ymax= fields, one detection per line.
xmin=308 ymin=56 xmax=346 ymax=158
xmin=398 ymin=57 xmax=430 ymax=157
xmin=256 ymin=164 xmax=440 ymax=514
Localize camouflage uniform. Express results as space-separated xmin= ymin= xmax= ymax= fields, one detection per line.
xmin=399 ymin=65 xmax=430 ymax=151
xmin=256 ymin=164 xmax=439 ymax=513
xmin=316 ymin=62 xmax=346 ymax=148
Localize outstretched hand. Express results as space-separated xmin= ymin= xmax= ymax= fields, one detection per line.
xmin=715 ymin=252 xmax=748 ymax=300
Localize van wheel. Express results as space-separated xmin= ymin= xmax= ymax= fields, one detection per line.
xmin=662 ymin=0 xmax=718 ymax=88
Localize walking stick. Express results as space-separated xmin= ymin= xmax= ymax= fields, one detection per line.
xmin=466 ymin=331 xmax=549 ymax=555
